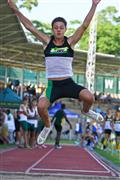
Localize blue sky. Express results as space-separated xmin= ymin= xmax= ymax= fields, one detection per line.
xmin=20 ymin=0 xmax=119 ymax=24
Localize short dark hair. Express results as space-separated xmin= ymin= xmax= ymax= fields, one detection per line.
xmin=51 ymin=17 xmax=67 ymax=27
xmin=61 ymin=103 xmax=66 ymax=109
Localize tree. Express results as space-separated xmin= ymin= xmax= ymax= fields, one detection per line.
xmin=97 ymin=6 xmax=120 ymax=55
xmin=15 ymin=0 xmax=38 ymax=10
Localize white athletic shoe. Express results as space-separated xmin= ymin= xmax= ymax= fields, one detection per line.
xmin=37 ymin=127 xmax=51 ymax=145
xmin=82 ymin=110 xmax=104 ymax=122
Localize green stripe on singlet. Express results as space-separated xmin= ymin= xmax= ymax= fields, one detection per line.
xmin=45 ymin=80 xmax=53 ymax=100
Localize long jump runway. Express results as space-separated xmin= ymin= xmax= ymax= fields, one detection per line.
xmin=0 ymin=145 xmax=119 ymax=178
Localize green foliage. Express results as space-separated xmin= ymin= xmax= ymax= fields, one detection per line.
xmin=32 ymin=20 xmax=51 ymax=35
xmin=16 ymin=0 xmax=38 ymax=10
xmin=97 ymin=6 xmax=120 ymax=55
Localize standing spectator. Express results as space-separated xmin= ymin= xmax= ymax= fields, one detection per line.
xmin=102 ymin=108 xmax=114 ymax=150
xmin=19 ymin=97 xmax=29 ymax=148
xmin=75 ymin=119 xmax=83 ymax=146
xmin=51 ymin=103 xmax=72 ymax=149
xmin=14 ymin=110 xmax=21 ymax=145
xmin=6 ymin=109 xmax=15 ymax=144
xmin=114 ymin=111 xmax=120 ymax=150
xmin=27 ymin=99 xmax=39 ymax=148
xmin=0 ymin=111 xmax=9 ymax=144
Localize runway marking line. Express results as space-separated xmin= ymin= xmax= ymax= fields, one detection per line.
xmin=31 ymin=168 xmax=110 ymax=174
xmin=25 ymin=146 xmax=115 ymax=176
xmin=25 ymin=147 xmax=54 ymax=174
xmin=85 ymin=148 xmax=118 ymax=177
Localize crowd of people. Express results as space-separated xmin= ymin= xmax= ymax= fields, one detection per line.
xmin=74 ymin=103 xmax=120 ymax=151
xmin=0 ymin=97 xmax=44 ymax=149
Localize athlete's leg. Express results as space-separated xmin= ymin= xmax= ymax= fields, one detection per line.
xmin=79 ymin=89 xmax=104 ymax=121
xmin=79 ymin=89 xmax=94 ymax=113
xmin=37 ymin=97 xmax=51 ymax=127
xmin=37 ymin=97 xmax=51 ymax=144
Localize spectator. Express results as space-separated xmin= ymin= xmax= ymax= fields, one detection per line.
xmin=27 ymin=99 xmax=39 ymax=148
xmin=51 ymin=103 xmax=72 ymax=149
xmin=14 ymin=110 xmax=21 ymax=145
xmin=82 ymin=122 xmax=95 ymax=149
xmin=6 ymin=109 xmax=15 ymax=144
xmin=74 ymin=119 xmax=83 ymax=146
xmin=102 ymin=108 xmax=114 ymax=150
xmin=114 ymin=111 xmax=120 ymax=150
xmin=19 ymin=97 xmax=29 ymax=148
xmin=0 ymin=111 xmax=9 ymax=144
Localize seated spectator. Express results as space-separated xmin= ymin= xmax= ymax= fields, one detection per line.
xmin=82 ymin=121 xmax=97 ymax=150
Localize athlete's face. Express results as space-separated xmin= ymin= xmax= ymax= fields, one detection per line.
xmin=52 ymin=21 xmax=66 ymax=38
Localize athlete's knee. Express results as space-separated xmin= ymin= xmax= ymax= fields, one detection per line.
xmin=86 ymin=93 xmax=94 ymax=104
xmin=80 ymin=90 xmax=94 ymax=104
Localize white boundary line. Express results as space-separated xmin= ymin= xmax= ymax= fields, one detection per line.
xmin=26 ymin=146 xmax=113 ymax=176
xmin=85 ymin=148 xmax=117 ymax=177
xmin=85 ymin=148 xmax=110 ymax=172
xmin=32 ymin=168 xmax=110 ymax=174
xmin=25 ymin=147 xmax=54 ymax=174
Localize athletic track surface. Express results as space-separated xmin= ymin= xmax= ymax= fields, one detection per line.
xmin=0 ymin=144 xmax=120 ymax=179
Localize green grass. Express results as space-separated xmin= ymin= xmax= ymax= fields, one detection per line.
xmin=0 ymin=144 xmax=16 ymax=149
xmin=95 ymin=147 xmax=120 ymax=167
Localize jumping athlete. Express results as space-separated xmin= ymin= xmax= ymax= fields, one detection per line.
xmin=8 ymin=0 xmax=103 ymax=145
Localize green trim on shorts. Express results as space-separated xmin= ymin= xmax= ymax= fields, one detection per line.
xmin=20 ymin=121 xmax=28 ymax=132
xmin=45 ymin=80 xmax=53 ymax=100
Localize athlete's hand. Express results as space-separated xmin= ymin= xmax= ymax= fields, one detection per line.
xmin=8 ymin=0 xmax=18 ymax=11
xmin=92 ymin=0 xmax=101 ymax=5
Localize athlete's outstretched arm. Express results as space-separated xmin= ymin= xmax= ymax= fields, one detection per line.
xmin=7 ymin=0 xmax=50 ymax=44
xmin=68 ymin=0 xmax=101 ymax=47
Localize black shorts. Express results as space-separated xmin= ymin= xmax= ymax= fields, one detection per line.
xmin=45 ymin=78 xmax=86 ymax=103
xmin=54 ymin=124 xmax=62 ymax=132
xmin=15 ymin=120 xmax=21 ymax=132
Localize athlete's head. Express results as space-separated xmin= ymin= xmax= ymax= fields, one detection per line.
xmin=51 ymin=17 xmax=67 ymax=38
xmin=61 ymin=103 xmax=66 ymax=109
xmin=51 ymin=17 xmax=67 ymax=28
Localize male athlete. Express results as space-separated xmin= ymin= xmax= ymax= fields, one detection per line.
xmin=8 ymin=0 xmax=103 ymax=145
